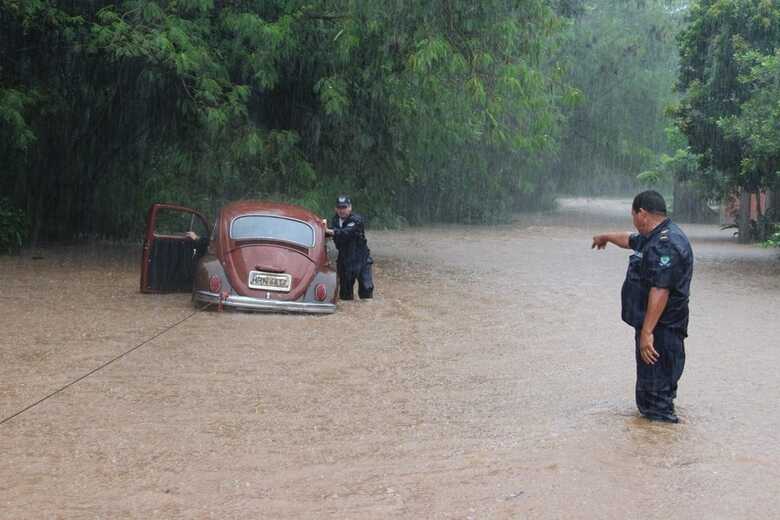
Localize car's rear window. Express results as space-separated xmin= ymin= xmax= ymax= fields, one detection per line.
xmin=230 ymin=215 xmax=315 ymax=247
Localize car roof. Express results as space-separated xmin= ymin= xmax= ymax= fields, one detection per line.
xmin=220 ymin=200 xmax=322 ymax=225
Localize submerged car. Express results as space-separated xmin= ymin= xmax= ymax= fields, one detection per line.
xmin=140 ymin=201 xmax=337 ymax=313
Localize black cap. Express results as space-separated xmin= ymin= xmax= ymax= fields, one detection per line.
xmin=336 ymin=195 xmax=352 ymax=207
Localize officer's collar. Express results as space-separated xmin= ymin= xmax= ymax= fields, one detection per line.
xmin=645 ymin=217 xmax=670 ymax=238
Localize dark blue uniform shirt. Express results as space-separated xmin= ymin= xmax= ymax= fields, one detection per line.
xmin=330 ymin=212 xmax=371 ymax=272
xmin=621 ymin=218 xmax=693 ymax=335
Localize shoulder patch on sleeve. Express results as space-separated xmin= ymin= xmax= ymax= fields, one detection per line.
xmin=347 ymin=222 xmax=356 ymax=227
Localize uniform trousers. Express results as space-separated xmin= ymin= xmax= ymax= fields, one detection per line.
xmin=338 ymin=260 xmax=373 ymax=300
xmin=634 ymin=326 xmax=686 ymax=423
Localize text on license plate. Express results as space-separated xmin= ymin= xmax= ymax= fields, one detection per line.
xmin=248 ymin=271 xmax=292 ymax=292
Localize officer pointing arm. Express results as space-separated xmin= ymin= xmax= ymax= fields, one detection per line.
xmin=591 ymin=191 xmax=693 ymax=424
xmin=592 ymin=232 xmax=631 ymax=250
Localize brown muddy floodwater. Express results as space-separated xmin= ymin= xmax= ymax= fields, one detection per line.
xmin=1 ymin=198 xmax=779 ymax=519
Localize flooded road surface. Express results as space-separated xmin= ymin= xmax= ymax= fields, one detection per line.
xmin=1 ymin=198 xmax=779 ymax=518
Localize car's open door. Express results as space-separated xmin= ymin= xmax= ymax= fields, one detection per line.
xmin=140 ymin=204 xmax=210 ymax=293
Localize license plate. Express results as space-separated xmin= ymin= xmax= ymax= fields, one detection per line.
xmin=248 ymin=271 xmax=292 ymax=292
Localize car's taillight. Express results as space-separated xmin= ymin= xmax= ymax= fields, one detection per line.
xmin=314 ymin=283 xmax=327 ymax=301
xmin=209 ymin=275 xmax=221 ymax=293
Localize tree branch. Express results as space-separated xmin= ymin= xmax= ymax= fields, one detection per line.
xmin=301 ymin=13 xmax=350 ymax=20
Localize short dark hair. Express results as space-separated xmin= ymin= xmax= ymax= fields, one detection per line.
xmin=632 ymin=190 xmax=667 ymax=215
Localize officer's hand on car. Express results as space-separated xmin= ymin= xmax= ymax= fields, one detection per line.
xmin=639 ymin=330 xmax=660 ymax=364
xmin=322 ymin=219 xmax=334 ymax=237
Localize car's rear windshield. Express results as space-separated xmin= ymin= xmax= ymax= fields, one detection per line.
xmin=230 ymin=215 xmax=315 ymax=247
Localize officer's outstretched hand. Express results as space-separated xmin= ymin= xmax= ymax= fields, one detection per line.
xmin=639 ymin=331 xmax=660 ymax=365
xmin=591 ymin=235 xmax=609 ymax=249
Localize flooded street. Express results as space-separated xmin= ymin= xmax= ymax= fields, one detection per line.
xmin=2 ymin=198 xmax=779 ymax=519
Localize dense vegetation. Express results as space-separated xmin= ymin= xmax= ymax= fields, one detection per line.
xmin=1 ymin=0 xmax=778 ymax=245
xmin=552 ymin=0 xmax=684 ymax=196
xmin=1 ymin=0 xmax=564 ymax=241
xmin=673 ymin=0 xmax=780 ymax=240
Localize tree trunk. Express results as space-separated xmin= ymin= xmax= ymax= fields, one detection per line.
xmin=767 ymin=189 xmax=778 ymax=220
xmin=737 ymin=189 xmax=751 ymax=243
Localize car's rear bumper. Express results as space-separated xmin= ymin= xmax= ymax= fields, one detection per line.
xmin=193 ymin=290 xmax=336 ymax=314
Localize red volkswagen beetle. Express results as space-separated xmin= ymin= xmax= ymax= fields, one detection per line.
xmin=140 ymin=201 xmax=337 ymax=314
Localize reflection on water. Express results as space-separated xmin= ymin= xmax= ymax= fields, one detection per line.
xmin=0 ymin=197 xmax=778 ymax=518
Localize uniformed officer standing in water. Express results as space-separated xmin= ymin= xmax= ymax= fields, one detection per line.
xmin=592 ymin=190 xmax=693 ymax=423
xmin=325 ymin=195 xmax=374 ymax=300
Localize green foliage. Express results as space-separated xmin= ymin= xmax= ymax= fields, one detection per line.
xmin=718 ymin=48 xmax=780 ymax=192
xmin=764 ymin=224 xmax=780 ymax=247
xmin=552 ymin=0 xmax=685 ymax=195
xmin=0 ymin=88 xmax=36 ymax=150
xmin=0 ymin=0 xmax=700 ymax=239
xmin=314 ymin=77 xmax=348 ymax=116
xmin=0 ymin=198 xmax=27 ymax=254
xmin=638 ymin=130 xmax=701 ymax=190
xmin=675 ymin=0 xmax=780 ymax=195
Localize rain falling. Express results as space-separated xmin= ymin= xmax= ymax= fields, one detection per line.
xmin=1 ymin=1 xmax=779 ymax=518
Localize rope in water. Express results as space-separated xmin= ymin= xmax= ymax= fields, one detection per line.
xmin=0 ymin=305 xmax=209 ymax=426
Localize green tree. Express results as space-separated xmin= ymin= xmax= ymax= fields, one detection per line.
xmin=719 ymin=49 xmax=780 ymax=201
xmin=1 ymin=0 xmax=568 ymax=241
xmin=552 ymin=0 xmax=685 ymax=196
xmin=674 ymin=0 xmax=780 ymax=239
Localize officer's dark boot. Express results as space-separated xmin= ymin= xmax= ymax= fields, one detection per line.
xmin=339 ymin=271 xmax=356 ymax=300
xmin=358 ymin=262 xmax=374 ymax=299
xmin=636 ymin=387 xmax=679 ymax=423
xmin=339 ymin=284 xmax=354 ymax=300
